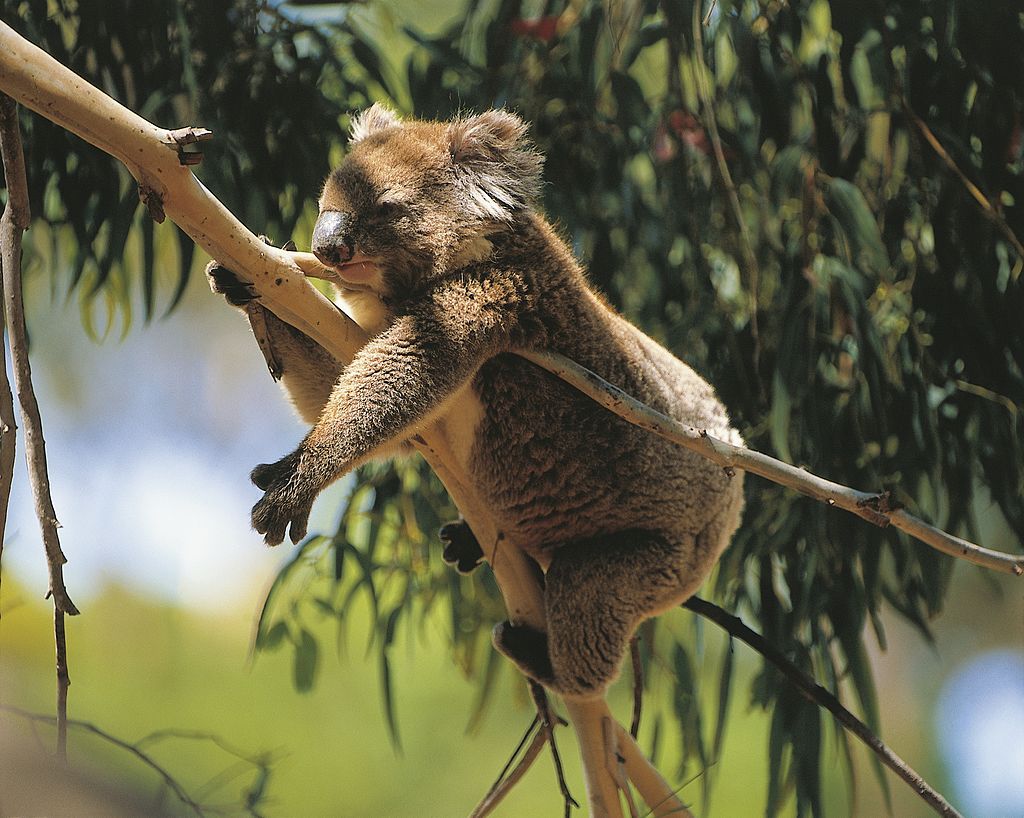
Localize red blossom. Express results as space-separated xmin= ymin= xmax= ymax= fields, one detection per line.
xmin=510 ymin=16 xmax=559 ymax=43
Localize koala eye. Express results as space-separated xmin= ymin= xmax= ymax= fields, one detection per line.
xmin=374 ymin=199 xmax=406 ymax=220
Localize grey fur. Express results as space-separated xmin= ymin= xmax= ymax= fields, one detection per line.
xmin=217 ymin=110 xmax=744 ymax=699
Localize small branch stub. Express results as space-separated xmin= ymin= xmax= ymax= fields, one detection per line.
xmin=165 ymin=126 xmax=214 ymax=166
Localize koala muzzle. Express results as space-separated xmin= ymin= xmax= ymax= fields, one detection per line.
xmin=312 ymin=210 xmax=355 ymax=267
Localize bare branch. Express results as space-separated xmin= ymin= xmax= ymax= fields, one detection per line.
xmin=518 ymin=350 xmax=1024 ymax=576
xmin=0 ymin=93 xmax=79 ymax=764
xmin=0 ymin=99 xmax=20 ymax=615
xmin=469 ymin=718 xmax=547 ymax=818
xmin=529 ymin=680 xmax=579 ymax=815
xmin=683 ymin=596 xmax=964 ymax=818
xmin=1 ymin=705 xmax=205 ymax=817
xmin=691 ymin=0 xmax=762 ymax=372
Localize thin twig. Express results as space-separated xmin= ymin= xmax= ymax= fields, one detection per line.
xmin=0 ymin=95 xmax=79 ymax=767
xmin=629 ymin=635 xmax=643 ymax=739
xmin=683 ymin=596 xmax=964 ymax=818
xmin=0 ymin=99 xmax=19 ymax=617
xmin=690 ymin=1 xmax=762 ymax=378
xmin=0 ymin=705 xmax=206 ymax=817
xmin=529 ymin=680 xmax=579 ymax=815
xmin=517 ymin=350 xmax=1024 ymax=576
xmin=702 ymin=0 xmax=718 ymax=26
xmin=469 ymin=717 xmax=547 ymax=818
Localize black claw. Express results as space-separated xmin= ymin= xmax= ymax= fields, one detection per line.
xmin=206 ymin=261 xmax=258 ymax=307
xmin=439 ymin=519 xmax=484 ymax=574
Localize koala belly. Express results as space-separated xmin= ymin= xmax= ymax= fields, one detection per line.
xmin=468 ymin=354 xmax=740 ymax=567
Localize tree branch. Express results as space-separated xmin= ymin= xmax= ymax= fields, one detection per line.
xmin=0 ymin=99 xmax=20 ymax=618
xmin=0 ymin=93 xmax=78 ymax=767
xmin=518 ymin=350 xmax=1024 ymax=576
xmin=1 ymin=705 xmax=272 ymax=817
xmin=470 ymin=718 xmax=547 ymax=818
xmin=683 ymin=596 xmax=964 ymax=818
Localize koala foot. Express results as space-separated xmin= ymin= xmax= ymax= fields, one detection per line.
xmin=206 ymin=260 xmax=258 ymax=307
xmin=492 ymin=621 xmax=555 ymax=687
xmin=250 ymin=452 xmax=315 ymax=546
xmin=439 ymin=519 xmax=484 ymax=574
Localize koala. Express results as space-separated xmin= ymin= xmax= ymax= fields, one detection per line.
xmin=208 ymin=104 xmax=744 ymax=699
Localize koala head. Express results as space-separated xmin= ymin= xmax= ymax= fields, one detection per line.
xmin=312 ymin=104 xmax=543 ymax=300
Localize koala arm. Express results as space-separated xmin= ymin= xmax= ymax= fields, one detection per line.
xmin=258 ymin=314 xmax=340 ymax=424
xmin=250 ymin=276 xmax=516 ymax=545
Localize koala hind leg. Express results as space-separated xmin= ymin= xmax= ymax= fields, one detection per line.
xmin=497 ymin=531 xmax=696 ymax=699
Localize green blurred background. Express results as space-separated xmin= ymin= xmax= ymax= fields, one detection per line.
xmin=1 ymin=0 xmax=1022 ymax=815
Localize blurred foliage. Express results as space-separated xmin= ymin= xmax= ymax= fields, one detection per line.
xmin=3 ymin=0 xmax=1024 ymax=813
xmin=3 ymin=0 xmax=384 ymax=322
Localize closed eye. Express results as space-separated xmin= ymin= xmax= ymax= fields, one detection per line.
xmin=374 ymin=199 xmax=407 ymax=220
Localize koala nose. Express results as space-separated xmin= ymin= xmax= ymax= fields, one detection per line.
xmin=311 ymin=210 xmax=355 ymax=266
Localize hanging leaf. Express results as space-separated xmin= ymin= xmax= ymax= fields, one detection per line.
xmin=293 ymin=628 xmax=320 ymax=693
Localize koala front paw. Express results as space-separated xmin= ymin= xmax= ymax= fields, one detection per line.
xmin=492 ymin=621 xmax=555 ymax=687
xmin=250 ymin=452 xmax=314 ymax=546
xmin=206 ymin=259 xmax=258 ymax=308
xmin=439 ymin=519 xmax=484 ymax=574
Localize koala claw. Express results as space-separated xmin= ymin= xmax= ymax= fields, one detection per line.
xmin=439 ymin=519 xmax=484 ymax=573
xmin=206 ymin=259 xmax=258 ymax=307
xmin=250 ymin=453 xmax=313 ymax=546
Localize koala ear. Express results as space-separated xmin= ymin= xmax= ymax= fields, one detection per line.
xmin=350 ymin=103 xmax=401 ymax=143
xmin=446 ymin=110 xmax=543 ymax=222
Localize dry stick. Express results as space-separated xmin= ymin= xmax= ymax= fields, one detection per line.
xmin=0 ymin=95 xmax=78 ymax=768
xmin=529 ymin=680 xmax=580 ymax=816
xmin=1 ymin=705 xmax=205 ymax=817
xmin=683 ymin=597 xmax=964 ymax=818
xmin=901 ymin=101 xmax=1024 ymax=276
xmin=519 ymin=350 xmax=1024 ymax=576
xmin=470 ymin=719 xmax=548 ymax=818
xmin=690 ymin=1 xmax=761 ymax=370
xmin=0 ymin=99 xmax=21 ymax=612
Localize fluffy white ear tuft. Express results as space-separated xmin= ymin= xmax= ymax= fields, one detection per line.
xmin=350 ymin=103 xmax=402 ymax=143
xmin=446 ymin=110 xmax=543 ymax=222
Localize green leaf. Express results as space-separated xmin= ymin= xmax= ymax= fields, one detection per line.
xmin=256 ymin=620 xmax=289 ymax=651
xmin=379 ymin=606 xmax=404 ymax=751
xmin=825 ymin=178 xmax=889 ymax=280
xmin=293 ymin=628 xmax=319 ymax=693
xmin=465 ymin=639 xmax=503 ymax=734
xmin=712 ymin=637 xmax=735 ymax=761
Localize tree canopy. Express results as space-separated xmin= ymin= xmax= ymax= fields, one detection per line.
xmin=4 ymin=0 xmax=1022 ymax=813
